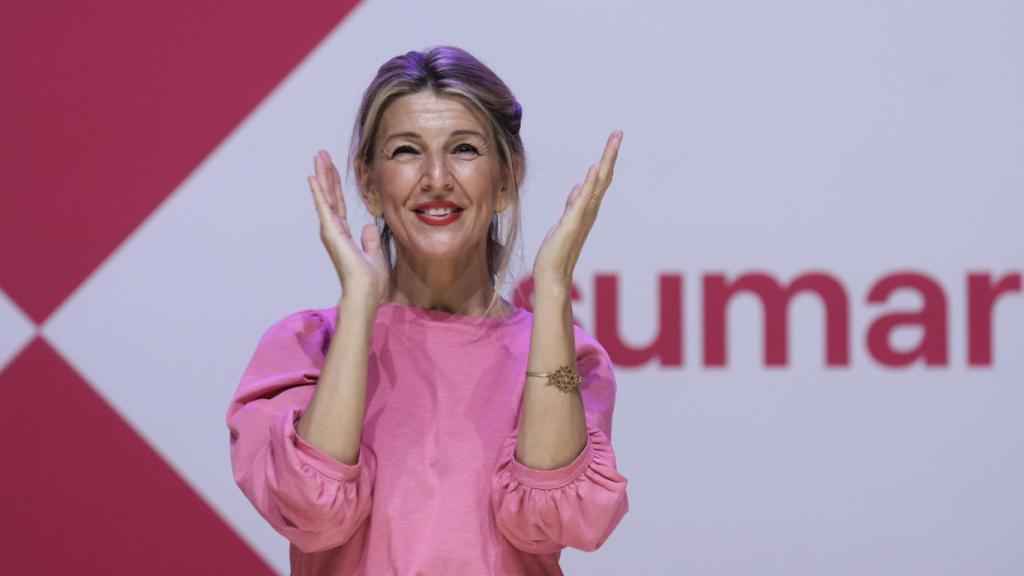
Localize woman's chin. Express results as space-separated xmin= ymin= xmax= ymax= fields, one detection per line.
xmin=400 ymin=241 xmax=484 ymax=267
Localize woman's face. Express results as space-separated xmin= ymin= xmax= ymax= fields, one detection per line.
xmin=360 ymin=91 xmax=508 ymax=268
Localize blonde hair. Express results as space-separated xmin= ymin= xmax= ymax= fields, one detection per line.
xmin=348 ymin=46 xmax=526 ymax=319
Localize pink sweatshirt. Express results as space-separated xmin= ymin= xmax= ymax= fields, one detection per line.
xmin=226 ymin=300 xmax=629 ymax=575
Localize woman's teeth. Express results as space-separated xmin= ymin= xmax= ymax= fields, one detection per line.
xmin=414 ymin=206 xmax=463 ymax=225
xmin=424 ymin=207 xmax=456 ymax=216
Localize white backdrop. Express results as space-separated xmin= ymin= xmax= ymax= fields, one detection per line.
xmin=33 ymin=0 xmax=1024 ymax=573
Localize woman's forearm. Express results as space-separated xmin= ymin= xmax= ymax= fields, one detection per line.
xmin=516 ymin=282 xmax=589 ymax=470
xmin=295 ymin=294 xmax=378 ymax=466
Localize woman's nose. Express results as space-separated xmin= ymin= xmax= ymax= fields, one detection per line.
xmin=422 ymin=152 xmax=454 ymax=190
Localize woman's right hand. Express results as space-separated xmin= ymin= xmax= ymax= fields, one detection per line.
xmin=308 ymin=149 xmax=389 ymax=305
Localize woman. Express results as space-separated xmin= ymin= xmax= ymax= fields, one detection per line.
xmin=226 ymin=46 xmax=628 ymax=575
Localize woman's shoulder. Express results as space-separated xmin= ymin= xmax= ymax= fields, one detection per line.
xmin=570 ymin=318 xmax=611 ymax=357
xmin=259 ymin=306 xmax=330 ymax=335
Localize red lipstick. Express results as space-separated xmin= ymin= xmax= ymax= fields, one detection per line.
xmin=413 ymin=200 xmax=464 ymax=226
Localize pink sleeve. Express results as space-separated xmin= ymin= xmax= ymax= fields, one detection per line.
xmin=491 ymin=334 xmax=629 ymax=554
xmin=225 ymin=309 xmax=375 ymax=554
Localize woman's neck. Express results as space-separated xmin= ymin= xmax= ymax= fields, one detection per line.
xmin=387 ymin=246 xmax=511 ymax=318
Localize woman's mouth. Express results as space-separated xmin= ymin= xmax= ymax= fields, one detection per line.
xmin=414 ymin=207 xmax=464 ymax=226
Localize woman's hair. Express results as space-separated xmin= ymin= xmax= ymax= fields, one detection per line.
xmin=348 ymin=46 xmax=526 ymax=319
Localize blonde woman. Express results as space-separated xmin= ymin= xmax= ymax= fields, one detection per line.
xmin=227 ymin=46 xmax=628 ymax=575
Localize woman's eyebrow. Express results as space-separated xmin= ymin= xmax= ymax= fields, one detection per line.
xmin=449 ymin=129 xmax=486 ymax=139
xmin=382 ymin=131 xmax=420 ymax=143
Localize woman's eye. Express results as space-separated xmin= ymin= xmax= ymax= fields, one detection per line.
xmin=453 ymin=143 xmax=480 ymax=155
xmin=391 ymin=146 xmax=417 ymax=157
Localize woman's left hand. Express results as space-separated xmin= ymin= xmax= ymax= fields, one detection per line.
xmin=532 ymin=130 xmax=623 ymax=292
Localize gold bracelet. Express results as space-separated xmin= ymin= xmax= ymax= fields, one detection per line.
xmin=525 ymin=365 xmax=582 ymax=393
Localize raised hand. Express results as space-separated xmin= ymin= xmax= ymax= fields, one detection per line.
xmin=532 ymin=130 xmax=623 ymax=291
xmin=307 ymin=150 xmax=389 ymax=304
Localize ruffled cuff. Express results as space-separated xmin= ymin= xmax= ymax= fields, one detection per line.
xmin=510 ymin=431 xmax=596 ymax=489
xmin=263 ymin=406 xmax=375 ymax=553
xmin=284 ymin=407 xmax=364 ymax=482
xmin=492 ymin=425 xmax=629 ymax=553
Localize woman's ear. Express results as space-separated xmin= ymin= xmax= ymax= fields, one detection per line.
xmin=495 ymin=159 xmax=521 ymax=214
xmin=495 ymin=187 xmax=510 ymax=213
xmin=355 ymin=160 xmax=381 ymax=217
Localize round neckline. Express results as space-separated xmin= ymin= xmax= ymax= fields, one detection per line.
xmin=377 ymin=298 xmax=529 ymax=328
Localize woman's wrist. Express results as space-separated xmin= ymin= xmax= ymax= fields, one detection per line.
xmin=338 ymin=290 xmax=381 ymax=323
xmin=530 ymin=273 xmax=573 ymax=303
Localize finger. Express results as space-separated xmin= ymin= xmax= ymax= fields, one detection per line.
xmin=566 ymin=183 xmax=583 ymax=207
xmin=310 ymin=172 xmax=359 ymax=245
xmin=361 ymin=222 xmax=381 ymax=257
xmin=308 ymin=175 xmax=330 ymax=224
xmin=579 ymin=162 xmax=602 ymax=207
xmin=362 ymin=222 xmax=388 ymax=275
xmin=597 ymin=130 xmax=623 ymax=187
xmin=562 ymin=163 xmax=601 ymax=229
xmin=324 ymin=151 xmax=348 ymax=221
xmin=315 ymin=151 xmax=335 ymax=212
xmin=325 ymin=151 xmax=342 ymax=193
xmin=578 ymin=132 xmax=621 ymax=211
